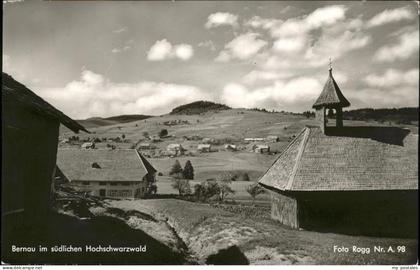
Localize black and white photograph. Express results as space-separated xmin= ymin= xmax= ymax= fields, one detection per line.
xmin=1 ymin=0 xmax=419 ymax=267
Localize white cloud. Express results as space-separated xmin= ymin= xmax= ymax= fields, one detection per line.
xmin=113 ymin=27 xmax=128 ymax=34
xmin=198 ymin=40 xmax=216 ymax=51
xmin=245 ymin=16 xmax=281 ymax=30
xmin=364 ymin=68 xmax=419 ymax=88
xmin=112 ymin=45 xmax=131 ymax=54
xmin=147 ymin=39 xmax=173 ymax=61
xmin=147 ymin=39 xmax=194 ymax=61
xmin=304 ymin=30 xmax=371 ymax=67
xmin=221 ymin=77 xmax=322 ymax=110
xmin=216 ymin=32 xmax=267 ymax=61
xmin=366 ymin=7 xmax=415 ymax=28
xmin=305 ymin=5 xmax=347 ymax=29
xmin=374 ymin=30 xmax=418 ymax=62
xmin=39 ymin=70 xmax=210 ymax=119
xmin=240 ymin=5 xmax=369 ymax=71
xmin=270 ymin=5 xmax=347 ymax=37
xmin=214 ymin=51 xmax=231 ymax=62
xmin=348 ymin=87 xmax=419 ymax=108
xmin=205 ymin=12 xmax=238 ymax=28
xmin=273 ymin=36 xmax=306 ymax=53
xmin=174 ymin=44 xmax=194 ymax=60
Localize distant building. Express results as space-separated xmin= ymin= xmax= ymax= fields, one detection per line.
xmin=224 ymin=144 xmax=237 ymax=151
xmin=266 ymin=135 xmax=279 ymax=142
xmin=244 ymin=138 xmax=264 ymax=142
xmin=81 ymin=142 xmax=95 ymax=149
xmin=57 ymin=149 xmax=156 ymax=199
xmin=258 ymin=67 xmax=418 ymax=237
xmin=138 ymin=143 xmax=152 ymax=150
xmin=202 ymin=137 xmax=215 ymax=144
xmin=166 ymin=143 xmax=184 ymax=156
xmin=150 ymin=135 xmax=161 ymax=142
xmin=197 ymin=144 xmax=211 ymax=152
xmin=253 ymin=144 xmax=270 ymax=153
xmin=2 ymin=73 xmax=87 ymax=246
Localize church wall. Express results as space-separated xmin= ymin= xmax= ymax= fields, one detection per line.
xmin=295 ymin=190 xmax=418 ymax=238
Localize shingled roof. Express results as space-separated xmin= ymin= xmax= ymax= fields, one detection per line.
xmin=312 ymin=69 xmax=350 ymax=109
xmin=2 ymin=73 xmax=88 ymax=133
xmin=57 ymin=149 xmax=156 ymax=182
xmin=259 ymin=126 xmax=418 ymax=191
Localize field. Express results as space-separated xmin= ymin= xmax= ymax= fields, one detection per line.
xmin=59 ymin=108 xmax=418 ymax=204
xmin=56 ymin=107 xmax=419 ymax=265
xmin=110 ymin=199 xmax=418 ymax=265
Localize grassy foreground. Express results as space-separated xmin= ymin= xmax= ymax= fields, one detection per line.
xmin=110 ymin=199 xmax=417 ymax=265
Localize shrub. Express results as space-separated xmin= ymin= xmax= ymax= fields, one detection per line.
xmin=147 ymin=184 xmax=158 ymax=195
xmin=183 ymin=160 xmax=194 ymax=180
xmin=157 ymin=172 xmax=163 ymax=176
xmin=246 ymin=183 xmax=265 ymax=204
xmin=219 ymin=182 xmax=235 ymax=202
xmin=172 ymin=179 xmax=191 ymax=196
xmin=240 ymin=173 xmax=250 ymax=181
xmin=159 ymin=129 xmax=168 ymax=138
xmin=194 ymin=180 xmax=221 ymax=202
xmin=169 ymin=160 xmax=183 ymax=176
xmin=217 ymin=172 xmax=235 ymax=183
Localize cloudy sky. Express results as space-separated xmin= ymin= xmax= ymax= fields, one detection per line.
xmin=3 ymin=0 xmax=419 ymax=119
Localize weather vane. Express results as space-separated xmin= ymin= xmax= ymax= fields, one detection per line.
xmin=329 ymin=57 xmax=332 ymax=70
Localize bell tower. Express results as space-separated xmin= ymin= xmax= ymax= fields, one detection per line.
xmin=312 ymin=60 xmax=350 ymax=133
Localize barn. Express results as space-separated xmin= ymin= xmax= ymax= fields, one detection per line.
xmin=253 ymin=144 xmax=270 ymax=154
xmin=258 ymin=67 xmax=418 ymax=237
xmin=2 ymin=73 xmax=88 ymax=229
xmin=167 ymin=143 xmax=185 ymax=156
xmin=197 ymin=144 xmax=211 ymax=152
xmin=56 ymin=149 xmax=157 ymax=199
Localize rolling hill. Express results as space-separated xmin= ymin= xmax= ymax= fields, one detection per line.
xmin=77 ymin=114 xmax=152 ymax=128
xmin=60 ymin=103 xmax=418 ymax=193
xmin=170 ymin=101 xmax=231 ymax=115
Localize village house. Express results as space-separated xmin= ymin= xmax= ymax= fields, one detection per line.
xmin=197 ymin=144 xmax=211 ymax=152
xmin=2 ymin=73 xmax=88 ymax=236
xmin=224 ymin=144 xmax=237 ymax=151
xmin=253 ymin=144 xmax=270 ymax=153
xmin=258 ymin=67 xmax=418 ymax=237
xmin=81 ymin=142 xmax=95 ymax=149
xmin=150 ymin=135 xmax=161 ymax=142
xmin=56 ymin=149 xmax=157 ymax=199
xmin=202 ymin=137 xmax=215 ymax=144
xmin=167 ymin=143 xmax=185 ymax=156
xmin=138 ymin=142 xmax=154 ymax=150
xmin=244 ymin=137 xmax=264 ymax=142
xmin=266 ymin=135 xmax=279 ymax=142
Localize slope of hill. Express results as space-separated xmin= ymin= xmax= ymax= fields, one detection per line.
xmin=77 ymin=114 xmax=152 ymax=128
xmin=343 ymin=107 xmax=418 ymax=124
xmin=170 ymin=101 xmax=231 ymax=115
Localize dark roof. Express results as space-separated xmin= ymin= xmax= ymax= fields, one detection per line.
xmin=259 ymin=126 xmax=418 ymax=191
xmin=312 ymin=69 xmax=350 ymax=109
xmin=57 ymin=149 xmax=156 ymax=182
xmin=137 ymin=150 xmax=157 ymax=174
xmin=2 ymin=73 xmax=88 ymax=133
